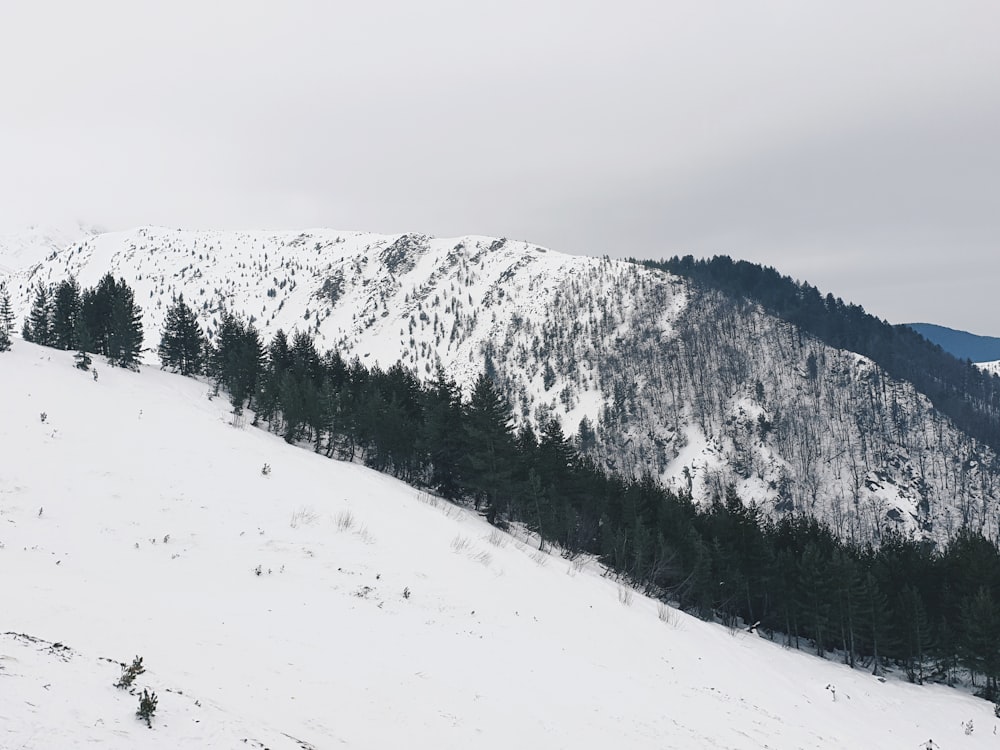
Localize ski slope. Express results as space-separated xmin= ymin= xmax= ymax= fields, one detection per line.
xmin=0 ymin=341 xmax=995 ymax=748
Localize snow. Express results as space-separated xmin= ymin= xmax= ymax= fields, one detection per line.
xmin=0 ymin=222 xmax=100 ymax=277
xmin=976 ymin=360 xmax=1000 ymax=377
xmin=1 ymin=341 xmax=996 ymax=748
xmin=6 ymin=224 xmax=1000 ymax=544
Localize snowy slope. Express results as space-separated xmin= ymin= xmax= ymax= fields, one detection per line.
xmin=8 ymin=226 xmax=1000 ymax=545
xmin=0 ymin=341 xmax=995 ymax=749
xmin=0 ymin=222 xmax=101 ymax=277
xmin=976 ymin=360 xmax=1000 ymax=377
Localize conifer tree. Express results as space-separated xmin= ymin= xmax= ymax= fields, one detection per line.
xmin=898 ymin=584 xmax=932 ymax=683
xmin=50 ymin=277 xmax=81 ymax=350
xmin=74 ymin=315 xmax=93 ymax=370
xmin=106 ymin=280 xmax=144 ymax=368
xmin=960 ymin=586 xmax=1000 ymax=698
xmin=26 ymin=281 xmax=52 ymax=345
xmin=461 ymin=372 xmax=517 ymax=524
xmin=0 ymin=282 xmax=13 ymax=352
xmin=208 ymin=310 xmax=262 ymax=411
xmin=256 ymin=328 xmax=291 ymax=429
xmin=158 ymin=295 xmax=205 ymax=375
xmin=420 ymin=367 xmax=464 ymax=499
xmin=80 ymin=275 xmax=116 ymax=354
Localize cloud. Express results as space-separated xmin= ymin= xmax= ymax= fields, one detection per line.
xmin=1 ymin=1 xmax=998 ymax=330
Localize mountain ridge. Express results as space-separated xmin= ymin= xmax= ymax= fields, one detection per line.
xmin=7 ymin=226 xmax=1000 ymax=546
xmin=908 ymin=322 xmax=1000 ymax=363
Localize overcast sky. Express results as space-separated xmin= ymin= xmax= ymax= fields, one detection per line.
xmin=2 ymin=1 xmax=998 ymax=331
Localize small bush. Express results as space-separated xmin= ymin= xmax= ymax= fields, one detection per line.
xmin=261 ymin=463 xmax=271 ymax=476
xmin=290 ymin=506 xmax=319 ymax=528
xmin=114 ymin=656 xmax=145 ymax=690
xmin=617 ymin=586 xmax=633 ymax=607
xmin=335 ymin=510 xmax=355 ymax=531
xmin=403 ymin=587 xmax=411 ymax=599
xmin=450 ymin=535 xmax=471 ymax=553
xmin=137 ymin=688 xmax=158 ymax=728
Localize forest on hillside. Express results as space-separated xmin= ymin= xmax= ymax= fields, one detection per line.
xmin=648 ymin=255 xmax=1000 ymax=457
xmin=9 ymin=279 xmax=1000 ymax=701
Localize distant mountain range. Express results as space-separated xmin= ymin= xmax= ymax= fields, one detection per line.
xmin=6 ymin=226 xmax=1000 ymax=546
xmin=0 ymin=222 xmax=101 ymax=276
xmin=908 ymin=322 xmax=1000 ymax=363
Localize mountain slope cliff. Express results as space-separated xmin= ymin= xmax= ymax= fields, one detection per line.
xmin=8 ymin=227 xmax=1000 ymax=545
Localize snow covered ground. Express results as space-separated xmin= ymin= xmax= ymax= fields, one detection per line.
xmin=976 ymin=360 xmax=1000 ymax=377
xmin=0 ymin=223 xmax=99 ymax=277
xmin=1 ymin=341 xmax=996 ymax=748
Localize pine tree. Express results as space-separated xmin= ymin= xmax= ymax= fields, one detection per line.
xmin=898 ymin=584 xmax=933 ymax=683
xmin=50 ymin=277 xmax=81 ymax=350
xmin=158 ymin=295 xmax=205 ymax=375
xmin=797 ymin=543 xmax=834 ymax=656
xmin=106 ymin=280 xmax=144 ymax=369
xmin=420 ymin=367 xmax=464 ymax=499
xmin=960 ymin=586 xmax=1000 ymax=698
xmin=80 ymin=275 xmax=116 ymax=355
xmin=461 ymin=372 xmax=517 ymax=524
xmin=74 ymin=315 xmax=93 ymax=370
xmin=208 ymin=310 xmax=262 ymax=411
xmin=0 ymin=282 xmax=13 ymax=352
xmin=26 ymin=281 xmax=52 ymax=345
xmin=858 ymin=570 xmax=894 ymax=676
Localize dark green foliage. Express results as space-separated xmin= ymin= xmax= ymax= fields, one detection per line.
xmin=114 ymin=655 xmax=145 ymax=690
xmin=0 ymin=282 xmax=12 ymax=352
xmin=192 ymin=325 xmax=1000 ymax=686
xmin=107 ymin=281 xmax=143 ymax=368
xmin=207 ymin=310 xmax=262 ymax=412
xmin=158 ymin=295 xmax=205 ymax=375
xmin=961 ymin=587 xmax=1000 ymax=698
xmin=73 ymin=273 xmax=142 ymax=369
xmin=74 ymin=315 xmax=94 ymax=370
xmin=420 ymin=368 xmax=465 ymax=499
xmin=137 ymin=688 xmax=157 ymax=728
xmin=50 ymin=277 xmax=81 ymax=350
xmin=461 ymin=373 xmax=517 ymax=524
xmin=26 ymin=281 xmax=52 ymax=345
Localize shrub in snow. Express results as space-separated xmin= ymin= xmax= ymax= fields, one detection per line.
xmin=261 ymin=462 xmax=271 ymax=476
xmin=137 ymin=688 xmax=158 ymax=728
xmin=115 ymin=655 xmax=145 ymax=690
xmin=335 ymin=510 xmax=355 ymax=531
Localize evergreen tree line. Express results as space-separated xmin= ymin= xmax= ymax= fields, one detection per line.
xmin=159 ymin=296 xmax=1000 ymax=697
xmin=0 ymin=282 xmax=14 ymax=352
xmin=644 ymin=255 xmax=1000 ymax=458
xmin=20 ymin=275 xmax=144 ymax=368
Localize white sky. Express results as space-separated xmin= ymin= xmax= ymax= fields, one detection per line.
xmin=2 ymin=1 xmax=998 ymax=331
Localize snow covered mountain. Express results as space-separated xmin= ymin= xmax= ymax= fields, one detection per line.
xmin=0 ymin=222 xmax=102 ymax=277
xmin=1 ymin=341 xmax=995 ymax=749
xmin=6 ymin=226 xmax=1000 ymax=545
